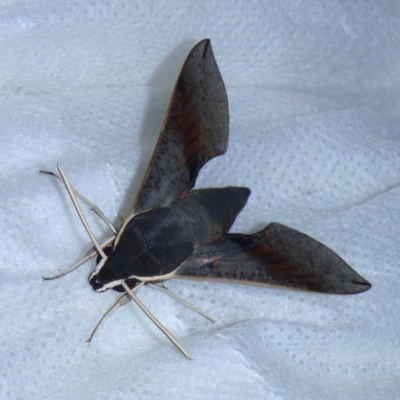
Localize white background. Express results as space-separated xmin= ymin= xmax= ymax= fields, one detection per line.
xmin=1 ymin=1 xmax=400 ymax=399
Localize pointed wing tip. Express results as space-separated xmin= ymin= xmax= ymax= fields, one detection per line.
xmin=194 ymin=39 xmax=212 ymax=57
xmin=198 ymin=38 xmax=211 ymax=45
xmin=336 ymin=276 xmax=371 ymax=295
xmin=350 ymin=278 xmax=372 ymax=294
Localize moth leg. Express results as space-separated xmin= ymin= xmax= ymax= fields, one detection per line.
xmin=122 ymin=281 xmax=192 ymax=360
xmin=86 ymin=292 xmax=132 ymax=343
xmin=149 ymin=283 xmax=215 ymax=323
xmin=43 ymin=252 xmax=95 ymax=281
xmin=42 ymin=236 xmax=115 ymax=280
xmin=57 ymin=165 xmax=106 ymax=258
xmin=40 ymin=170 xmax=117 ymax=234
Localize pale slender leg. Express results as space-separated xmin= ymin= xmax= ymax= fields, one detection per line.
xmin=122 ymin=281 xmax=192 ymax=360
xmin=43 ymin=252 xmax=95 ymax=281
xmin=87 ymin=283 xmax=214 ymax=345
xmin=40 ymin=170 xmax=117 ymax=234
xmin=149 ymin=283 xmax=215 ymax=323
xmin=57 ymin=165 xmax=106 ymax=259
xmin=86 ymin=291 xmax=133 ymax=343
xmin=41 ymin=167 xmax=117 ymax=280
xmin=42 ymin=236 xmax=115 ymax=280
xmin=44 ymin=167 xmax=193 ymax=358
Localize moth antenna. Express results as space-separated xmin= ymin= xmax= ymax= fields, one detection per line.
xmin=121 ymin=281 xmax=192 ymax=360
xmin=40 ymin=170 xmax=117 ymax=234
xmin=42 ymin=236 xmax=115 ymax=280
xmin=149 ymin=283 xmax=215 ymax=323
xmin=43 ymin=252 xmax=94 ymax=281
xmin=57 ymin=165 xmax=107 ymax=259
xmin=86 ymin=288 xmax=138 ymax=343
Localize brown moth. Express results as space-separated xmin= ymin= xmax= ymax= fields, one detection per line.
xmin=43 ymin=39 xmax=371 ymax=358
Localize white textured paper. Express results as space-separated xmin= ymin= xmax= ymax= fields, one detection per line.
xmin=1 ymin=1 xmax=400 ymax=399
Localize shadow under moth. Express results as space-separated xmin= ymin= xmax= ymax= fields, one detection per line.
xmin=43 ymin=39 xmax=371 ymax=359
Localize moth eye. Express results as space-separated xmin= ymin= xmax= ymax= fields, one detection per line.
xmin=88 ymin=273 xmax=104 ymax=292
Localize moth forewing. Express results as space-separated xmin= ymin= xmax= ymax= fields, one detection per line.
xmin=131 ymin=39 xmax=229 ymax=214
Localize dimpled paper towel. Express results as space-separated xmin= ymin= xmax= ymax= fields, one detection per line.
xmin=1 ymin=1 xmax=400 ymax=399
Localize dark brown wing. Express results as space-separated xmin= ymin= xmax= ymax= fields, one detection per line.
xmin=177 ymin=222 xmax=371 ymax=294
xmin=132 ymin=39 xmax=229 ymax=214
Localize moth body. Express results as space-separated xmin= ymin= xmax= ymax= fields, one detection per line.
xmin=89 ymin=187 xmax=250 ymax=292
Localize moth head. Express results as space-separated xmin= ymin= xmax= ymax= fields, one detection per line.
xmin=88 ymin=257 xmax=120 ymax=292
xmin=88 ymin=246 xmax=142 ymax=292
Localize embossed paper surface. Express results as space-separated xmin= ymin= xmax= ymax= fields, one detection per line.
xmin=1 ymin=1 xmax=399 ymax=399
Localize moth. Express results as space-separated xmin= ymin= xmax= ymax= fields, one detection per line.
xmin=43 ymin=39 xmax=371 ymax=359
